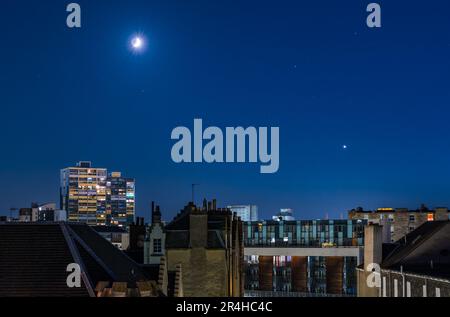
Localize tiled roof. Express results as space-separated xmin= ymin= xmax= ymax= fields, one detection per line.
xmin=165 ymin=231 xmax=189 ymax=248
xmin=0 ymin=223 xmax=89 ymax=297
xmin=91 ymin=226 xmax=127 ymax=234
xmin=69 ymin=224 xmax=148 ymax=285
xmin=165 ymin=230 xmax=225 ymax=249
xmin=382 ymin=221 xmax=450 ymax=278
xmin=164 ymin=204 xmax=230 ymax=249
xmin=0 ymin=222 xmax=157 ymax=297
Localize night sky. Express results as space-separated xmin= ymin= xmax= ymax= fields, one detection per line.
xmin=1 ymin=0 xmax=450 ymax=221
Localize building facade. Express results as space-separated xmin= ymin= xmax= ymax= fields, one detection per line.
xmin=105 ymin=172 xmax=135 ymax=227
xmin=19 ymin=203 xmax=66 ymax=222
xmin=349 ymin=205 xmax=450 ymax=242
xmin=60 ymin=161 xmax=107 ymax=225
xmin=60 ymin=162 xmax=134 ymax=227
xmin=357 ymin=222 xmax=450 ymax=297
xmin=92 ymin=225 xmax=130 ymax=250
xmin=163 ymin=200 xmax=244 ymax=297
xmin=272 ymin=208 xmax=295 ymax=221
xmin=227 ymin=205 xmax=258 ymax=221
xmin=243 ymin=219 xmax=366 ymax=296
xmin=144 ymin=202 xmax=166 ymax=265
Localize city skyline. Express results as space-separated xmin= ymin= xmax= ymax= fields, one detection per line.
xmin=2 ymin=159 xmax=449 ymax=222
xmin=2 ymin=1 xmax=450 ymax=220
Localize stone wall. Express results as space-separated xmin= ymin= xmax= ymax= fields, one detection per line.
xmin=167 ymin=248 xmax=228 ymax=297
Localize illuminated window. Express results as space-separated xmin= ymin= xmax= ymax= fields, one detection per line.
xmin=257 ymin=223 xmax=263 ymax=232
xmin=427 ymin=213 xmax=434 ymax=221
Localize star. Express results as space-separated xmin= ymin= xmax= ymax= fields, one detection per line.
xmin=342 ymin=145 xmax=348 ymax=149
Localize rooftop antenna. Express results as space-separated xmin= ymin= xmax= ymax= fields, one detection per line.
xmin=191 ymin=184 xmax=199 ymax=204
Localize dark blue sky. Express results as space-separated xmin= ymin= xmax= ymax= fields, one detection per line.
xmin=1 ymin=0 xmax=450 ymax=221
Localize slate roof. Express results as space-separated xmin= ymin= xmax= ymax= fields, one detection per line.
xmin=164 ymin=203 xmax=230 ymax=249
xmin=91 ymin=226 xmax=127 ymax=234
xmin=0 ymin=223 xmax=89 ymax=297
xmin=165 ymin=230 xmax=225 ymax=249
xmin=165 ymin=231 xmax=190 ymax=248
xmin=69 ymin=223 xmax=149 ymax=286
xmin=0 ymin=222 xmax=155 ymax=297
xmin=381 ymin=221 xmax=450 ymax=278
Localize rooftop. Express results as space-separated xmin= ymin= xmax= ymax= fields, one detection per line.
xmin=0 ymin=222 xmax=158 ymax=297
xmin=381 ymin=221 xmax=450 ymax=279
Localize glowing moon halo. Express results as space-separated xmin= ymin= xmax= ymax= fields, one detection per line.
xmin=131 ymin=37 xmax=143 ymax=49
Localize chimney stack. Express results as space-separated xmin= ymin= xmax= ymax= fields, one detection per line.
xmin=364 ymin=224 xmax=383 ymax=269
xmin=151 ymin=202 xmax=161 ymax=224
xmin=189 ymin=212 xmax=208 ymax=248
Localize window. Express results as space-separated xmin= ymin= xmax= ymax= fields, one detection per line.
xmin=427 ymin=213 xmax=434 ymax=221
xmin=409 ymin=214 xmax=415 ymax=222
xmin=257 ymin=223 xmax=263 ymax=232
xmin=153 ymin=238 xmax=162 ymax=254
xmin=394 ymin=279 xmax=398 ymax=297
